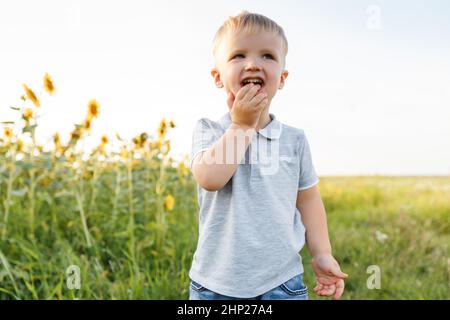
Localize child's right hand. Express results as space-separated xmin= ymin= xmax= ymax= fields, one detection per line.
xmin=227 ymin=83 xmax=268 ymax=129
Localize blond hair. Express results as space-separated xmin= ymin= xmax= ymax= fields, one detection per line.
xmin=212 ymin=11 xmax=288 ymax=58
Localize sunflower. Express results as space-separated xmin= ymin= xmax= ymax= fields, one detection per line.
xmin=70 ymin=127 xmax=82 ymax=141
xmin=101 ymin=135 xmax=108 ymax=146
xmin=22 ymin=84 xmax=40 ymax=107
xmin=43 ymin=73 xmax=55 ymax=95
xmin=23 ymin=108 xmax=33 ymax=121
xmin=53 ymin=132 xmax=61 ymax=146
xmin=83 ymin=118 xmax=92 ymax=132
xmin=3 ymin=127 xmax=13 ymax=138
xmin=98 ymin=135 xmax=108 ymax=156
xmin=133 ymin=133 xmax=147 ymax=149
xmin=87 ymin=99 xmax=100 ymax=119
xmin=164 ymin=194 xmax=175 ymax=211
xmin=53 ymin=132 xmax=64 ymax=153
xmin=132 ymin=137 xmax=141 ymax=149
xmin=140 ymin=132 xmax=148 ymax=144
xmin=158 ymin=119 xmax=167 ymax=138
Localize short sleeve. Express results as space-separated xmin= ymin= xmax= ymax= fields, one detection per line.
xmin=298 ymin=133 xmax=320 ymax=190
xmin=190 ymin=118 xmax=223 ymax=170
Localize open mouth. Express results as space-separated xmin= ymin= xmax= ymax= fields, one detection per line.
xmin=241 ymin=77 xmax=264 ymax=88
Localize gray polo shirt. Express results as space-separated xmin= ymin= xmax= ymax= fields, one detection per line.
xmin=189 ymin=112 xmax=319 ymax=298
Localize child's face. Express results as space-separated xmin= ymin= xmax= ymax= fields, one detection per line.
xmin=212 ymin=30 xmax=288 ymax=104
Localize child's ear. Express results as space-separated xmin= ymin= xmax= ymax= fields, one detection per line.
xmin=211 ymin=68 xmax=224 ymax=88
xmin=278 ymin=70 xmax=289 ymax=90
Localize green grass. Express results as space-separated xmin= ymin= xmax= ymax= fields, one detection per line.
xmin=303 ymin=176 xmax=450 ymax=299
xmin=0 ymin=159 xmax=449 ymax=299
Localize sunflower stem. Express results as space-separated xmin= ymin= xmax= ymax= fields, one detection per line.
xmin=155 ymin=150 xmax=167 ymax=251
xmin=88 ymin=157 xmax=98 ymax=216
xmin=126 ymin=151 xmax=136 ymax=267
xmin=75 ymin=187 xmax=92 ymax=248
xmin=111 ymin=163 xmax=121 ymax=219
xmin=27 ymin=124 xmax=37 ymax=241
xmin=1 ymin=151 xmax=16 ymax=241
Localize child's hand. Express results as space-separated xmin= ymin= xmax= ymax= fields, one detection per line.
xmin=311 ymin=253 xmax=348 ymax=300
xmin=227 ymin=83 xmax=268 ymax=129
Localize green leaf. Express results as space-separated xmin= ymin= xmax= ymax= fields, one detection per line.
xmin=22 ymin=124 xmax=37 ymax=134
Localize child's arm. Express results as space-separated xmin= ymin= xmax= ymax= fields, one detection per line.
xmin=191 ymin=84 xmax=267 ymax=191
xmin=191 ymin=123 xmax=256 ymax=191
xmin=297 ymin=185 xmax=348 ymax=299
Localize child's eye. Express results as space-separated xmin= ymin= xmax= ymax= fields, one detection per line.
xmin=263 ymin=54 xmax=274 ymax=60
xmin=232 ymin=54 xmax=245 ymax=59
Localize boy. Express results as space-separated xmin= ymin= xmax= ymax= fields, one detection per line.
xmin=189 ymin=11 xmax=348 ymax=300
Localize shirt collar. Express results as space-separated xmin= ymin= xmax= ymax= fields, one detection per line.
xmin=218 ymin=112 xmax=282 ymax=140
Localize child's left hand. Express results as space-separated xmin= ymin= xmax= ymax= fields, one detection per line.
xmin=311 ymin=253 xmax=348 ymax=300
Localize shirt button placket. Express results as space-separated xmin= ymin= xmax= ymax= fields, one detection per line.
xmin=250 ymin=134 xmax=259 ymax=180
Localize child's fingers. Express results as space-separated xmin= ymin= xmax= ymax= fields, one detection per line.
xmin=324 ymin=286 xmax=336 ymax=297
xmin=242 ymin=84 xmax=261 ymax=101
xmin=260 ymin=96 xmax=269 ymax=108
xmin=235 ymin=83 xmax=254 ymax=101
xmin=314 ymin=282 xmax=336 ymax=297
xmin=257 ymin=97 xmax=269 ymax=113
xmin=333 ymin=279 xmax=345 ymax=300
xmin=326 ymin=261 xmax=348 ymax=279
xmin=330 ymin=266 xmax=348 ymax=279
xmin=316 ymin=285 xmax=335 ymax=297
xmin=250 ymin=92 xmax=267 ymax=107
xmin=313 ymin=284 xmax=322 ymax=293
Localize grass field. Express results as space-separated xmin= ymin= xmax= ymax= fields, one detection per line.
xmin=1 ymin=153 xmax=448 ymax=300
xmin=304 ymin=176 xmax=449 ymax=299
xmin=1 ymin=76 xmax=449 ymax=299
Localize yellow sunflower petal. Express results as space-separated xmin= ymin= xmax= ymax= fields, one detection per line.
xmin=43 ymin=73 xmax=55 ymax=95
xmin=23 ymin=84 xmax=40 ymax=107
xmin=87 ymin=99 xmax=100 ymax=119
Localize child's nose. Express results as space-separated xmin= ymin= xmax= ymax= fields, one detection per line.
xmin=245 ymin=60 xmax=262 ymax=72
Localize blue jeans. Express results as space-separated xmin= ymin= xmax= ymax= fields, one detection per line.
xmin=189 ymin=273 xmax=308 ymax=300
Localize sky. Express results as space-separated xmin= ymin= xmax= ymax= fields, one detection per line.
xmin=1 ymin=0 xmax=449 ymax=176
